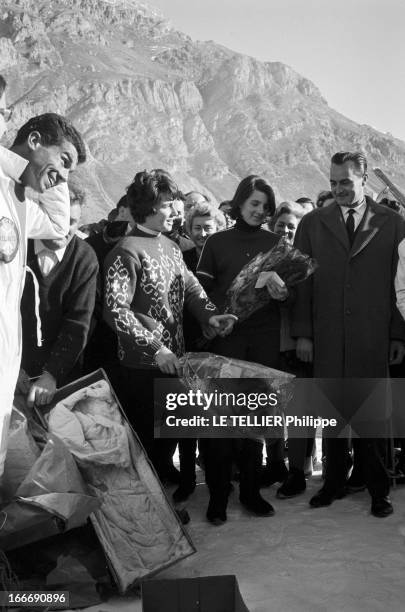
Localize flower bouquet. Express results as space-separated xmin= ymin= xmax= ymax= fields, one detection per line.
xmin=224 ymin=239 xmax=317 ymax=322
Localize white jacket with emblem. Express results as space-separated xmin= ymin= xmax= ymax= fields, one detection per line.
xmin=0 ymin=145 xmax=70 ymax=476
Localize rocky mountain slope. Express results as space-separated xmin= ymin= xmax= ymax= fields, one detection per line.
xmin=1 ymin=0 xmax=404 ymax=222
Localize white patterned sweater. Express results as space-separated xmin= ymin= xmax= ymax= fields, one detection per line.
xmin=103 ymin=228 xmax=217 ymax=368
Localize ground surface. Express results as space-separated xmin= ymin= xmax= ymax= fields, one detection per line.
xmin=71 ymin=466 xmax=405 ymax=612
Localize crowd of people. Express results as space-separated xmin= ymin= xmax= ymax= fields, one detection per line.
xmin=2 ymin=72 xmax=405 ymax=529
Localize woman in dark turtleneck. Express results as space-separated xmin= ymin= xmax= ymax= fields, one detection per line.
xmin=197 ymin=175 xmax=288 ymax=524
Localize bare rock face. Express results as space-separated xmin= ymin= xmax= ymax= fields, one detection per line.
xmin=2 ymin=0 xmax=405 ymax=223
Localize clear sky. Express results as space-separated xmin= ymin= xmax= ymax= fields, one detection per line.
xmin=150 ymin=0 xmax=405 ymax=141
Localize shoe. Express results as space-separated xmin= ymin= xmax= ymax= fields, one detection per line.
xmin=260 ymin=461 xmax=288 ymax=487
xmin=276 ymin=469 xmax=306 ymax=499
xmin=371 ymin=496 xmax=393 ymax=518
xmin=240 ymin=493 xmax=275 ymax=516
xmin=309 ymin=487 xmax=346 ymax=508
xmin=206 ymin=499 xmax=227 ymax=525
xmin=172 ymin=481 xmax=196 ymax=503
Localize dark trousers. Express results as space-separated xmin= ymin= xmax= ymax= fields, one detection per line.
xmin=178 ymin=438 xmax=197 ymax=485
xmin=202 ymin=324 xmax=280 ymax=506
xmin=324 ymin=437 xmax=389 ymax=498
xmin=200 ymin=438 xmax=263 ymax=505
xmin=119 ymin=366 xmax=177 ymax=478
xmin=280 ymin=351 xmax=315 ymax=471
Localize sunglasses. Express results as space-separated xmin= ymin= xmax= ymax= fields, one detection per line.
xmin=0 ymin=107 xmax=13 ymax=122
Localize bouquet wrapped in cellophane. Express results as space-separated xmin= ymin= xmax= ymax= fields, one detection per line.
xmin=178 ymin=352 xmax=295 ymax=439
xmin=224 ymin=239 xmax=317 ymax=323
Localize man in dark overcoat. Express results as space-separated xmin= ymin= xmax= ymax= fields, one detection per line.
xmin=291 ymin=150 xmax=405 ymax=517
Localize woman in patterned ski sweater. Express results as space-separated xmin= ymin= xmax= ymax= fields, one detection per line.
xmin=103 ymin=169 xmax=236 ymax=479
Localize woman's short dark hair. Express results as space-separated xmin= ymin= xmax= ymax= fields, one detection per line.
xmin=296 ymin=197 xmax=315 ymax=209
xmin=126 ymin=169 xmax=181 ymax=223
xmin=229 ymin=175 xmax=276 ymax=220
xmin=13 ymin=113 xmax=86 ymax=164
xmin=316 ymin=190 xmax=334 ymax=208
xmin=116 ymin=194 xmax=129 ymax=211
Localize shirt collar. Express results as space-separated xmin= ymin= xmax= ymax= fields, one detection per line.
xmin=136 ymin=223 xmax=161 ymax=236
xmin=339 ymin=199 xmax=366 ymax=216
xmin=35 ymin=239 xmax=66 ymax=262
xmin=0 ymin=145 xmax=28 ymax=183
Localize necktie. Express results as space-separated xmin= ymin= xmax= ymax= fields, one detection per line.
xmin=346 ymin=209 xmax=355 ymax=246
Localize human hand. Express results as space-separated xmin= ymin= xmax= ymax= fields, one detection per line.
xmin=27 ymin=371 xmax=57 ymax=408
xmin=256 ymin=271 xmax=289 ymax=301
xmin=296 ymin=337 xmax=313 ymax=363
xmin=208 ymin=314 xmax=238 ymax=337
xmin=202 ymin=323 xmax=218 ymax=340
xmin=155 ymin=346 xmax=181 ymax=375
xmin=389 ymin=340 xmax=405 ymax=365
xmin=16 ymin=368 xmax=31 ymax=394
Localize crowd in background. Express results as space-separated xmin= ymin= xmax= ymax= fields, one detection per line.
xmin=2 ymin=72 xmax=405 ymax=526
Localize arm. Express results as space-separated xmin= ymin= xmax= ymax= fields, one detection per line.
xmin=43 ymin=251 xmax=99 ymax=383
xmin=391 ymin=224 xmax=405 ymax=365
xmin=184 ymin=266 xmax=238 ymax=338
xmin=26 ymin=182 xmax=70 ymax=239
xmin=103 ymin=248 xmax=165 ymax=363
xmin=27 ymin=247 xmax=99 ymax=407
xmin=394 ymin=235 xmax=405 ymax=330
xmin=184 ymin=266 xmax=218 ymax=324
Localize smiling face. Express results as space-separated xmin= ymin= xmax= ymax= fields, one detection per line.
xmin=190 ymin=215 xmax=218 ymax=251
xmin=21 ymin=133 xmax=78 ymax=193
xmin=273 ymin=212 xmax=299 ymax=243
xmin=330 ymin=161 xmax=366 ymax=208
xmin=143 ymin=193 xmax=178 ymax=233
xmin=239 ymin=189 xmax=269 ymax=226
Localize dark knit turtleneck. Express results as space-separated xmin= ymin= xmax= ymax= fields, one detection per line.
xmin=235 ymin=217 xmax=263 ymax=233
xmin=197 ymin=225 xmax=281 ymax=329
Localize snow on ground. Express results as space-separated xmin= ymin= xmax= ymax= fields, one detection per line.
xmin=74 ymin=469 xmax=405 ymax=612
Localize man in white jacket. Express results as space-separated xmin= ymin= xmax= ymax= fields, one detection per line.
xmin=395 ymin=238 xmax=405 ymax=321
xmin=0 ymin=112 xmax=86 ymax=478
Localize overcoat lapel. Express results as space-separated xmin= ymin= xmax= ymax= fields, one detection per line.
xmin=319 ymin=198 xmax=388 ymax=258
xmin=320 ymin=204 xmax=350 ymax=251
xmin=350 ymin=200 xmax=387 ymax=259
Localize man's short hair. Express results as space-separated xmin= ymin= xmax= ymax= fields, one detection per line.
xmin=331 ymin=151 xmax=367 ymax=176
xmin=230 ymin=175 xmax=276 ymax=220
xmin=13 ymin=113 xmax=86 ymax=164
xmin=185 ymin=202 xmax=226 ymax=235
xmin=126 ymin=169 xmax=181 ymax=224
xmin=0 ymin=75 xmax=6 ymax=97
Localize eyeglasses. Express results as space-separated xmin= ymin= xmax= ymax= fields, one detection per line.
xmin=0 ymin=107 xmax=13 ymax=122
